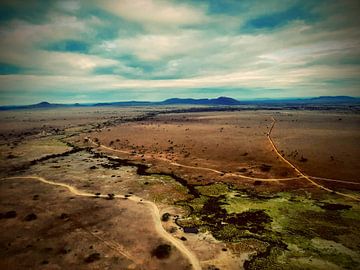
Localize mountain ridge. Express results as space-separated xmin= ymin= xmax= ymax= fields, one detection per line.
xmin=1 ymin=96 xmax=359 ymax=110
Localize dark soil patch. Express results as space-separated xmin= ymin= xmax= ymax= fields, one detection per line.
xmin=59 ymin=213 xmax=69 ymax=220
xmin=84 ymin=252 xmax=101 ymax=263
xmin=319 ymin=203 xmax=352 ymax=211
xmin=199 ymin=195 xmax=273 ymax=238
xmin=183 ymin=227 xmax=199 ymax=234
xmin=107 ymin=193 xmax=115 ymax=200
xmin=259 ymin=164 xmax=272 ymax=172
xmin=0 ymin=210 xmax=17 ymax=219
xmin=161 ymin=212 xmax=171 ymax=222
xmin=24 ymin=213 xmax=37 ymax=221
xmin=151 ymin=244 xmax=171 ymax=259
xmin=227 ymin=210 xmax=272 ymax=233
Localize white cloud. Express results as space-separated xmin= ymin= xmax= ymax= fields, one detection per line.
xmin=1 ymin=0 xmax=360 ymax=104
xmin=1 ymin=63 xmax=358 ymax=94
xmin=56 ymin=1 xmax=81 ymax=12
xmin=96 ymin=0 xmax=208 ymax=27
xmin=98 ymin=30 xmax=204 ymax=61
xmin=32 ymin=51 xmax=118 ymax=75
xmin=0 ymin=15 xmax=117 ymax=75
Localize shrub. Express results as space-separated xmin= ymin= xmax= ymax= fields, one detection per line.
xmin=24 ymin=213 xmax=37 ymax=221
xmin=84 ymin=252 xmax=100 ymax=263
xmin=151 ymin=244 xmax=171 ymax=259
xmin=161 ymin=213 xmax=171 ymax=222
xmin=1 ymin=210 xmax=17 ymax=219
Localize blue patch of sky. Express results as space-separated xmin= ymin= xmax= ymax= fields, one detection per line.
xmin=191 ymin=0 xmax=252 ymax=15
xmin=119 ymin=55 xmax=155 ymax=73
xmin=305 ymin=55 xmax=360 ymax=67
xmin=44 ymin=40 xmax=89 ymax=53
xmin=243 ymin=4 xmax=316 ymax=30
xmin=93 ymin=66 xmax=118 ymax=75
xmin=0 ymin=63 xmax=24 ymax=75
xmin=323 ymin=78 xmax=360 ymax=86
xmin=0 ymin=0 xmax=50 ymax=23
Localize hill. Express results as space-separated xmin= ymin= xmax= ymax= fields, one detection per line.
xmin=1 ymin=96 xmax=359 ymax=110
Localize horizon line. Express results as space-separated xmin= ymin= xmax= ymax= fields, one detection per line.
xmin=1 ymin=95 xmax=359 ymax=107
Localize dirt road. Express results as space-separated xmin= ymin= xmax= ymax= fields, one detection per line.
xmin=90 ymin=138 xmax=303 ymax=182
xmin=2 ymin=176 xmax=202 ymax=270
xmin=268 ymin=117 xmax=360 ymax=201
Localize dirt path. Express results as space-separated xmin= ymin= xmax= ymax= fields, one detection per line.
xmin=2 ymin=176 xmax=202 ymax=270
xmin=90 ymin=138 xmax=303 ymax=182
xmin=311 ymin=176 xmax=360 ymax=185
xmin=268 ymin=117 xmax=360 ymax=201
xmin=91 ymin=138 xmax=357 ymax=185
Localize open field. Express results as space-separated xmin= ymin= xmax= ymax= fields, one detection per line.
xmin=1 ymin=106 xmax=359 ymax=270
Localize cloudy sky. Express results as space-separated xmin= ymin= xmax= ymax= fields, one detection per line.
xmin=0 ymin=0 xmax=359 ymax=105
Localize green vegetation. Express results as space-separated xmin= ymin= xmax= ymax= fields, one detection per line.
xmin=195 ymin=183 xmax=230 ymax=196
xmin=179 ymin=183 xmax=360 ymax=270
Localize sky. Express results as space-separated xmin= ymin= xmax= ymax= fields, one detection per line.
xmin=0 ymin=0 xmax=359 ymax=105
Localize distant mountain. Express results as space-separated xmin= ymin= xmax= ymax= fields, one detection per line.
xmin=0 ymin=101 xmax=65 ymax=110
xmin=306 ymin=96 xmax=357 ymax=103
xmin=27 ymin=101 xmax=62 ymax=108
xmin=161 ymin=96 xmax=242 ymax=105
xmin=0 ymin=96 xmax=359 ymax=110
xmin=93 ymin=101 xmax=152 ymax=106
xmin=251 ymin=96 xmax=360 ymax=105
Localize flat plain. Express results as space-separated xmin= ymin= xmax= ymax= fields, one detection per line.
xmin=0 ymin=106 xmax=359 ymax=270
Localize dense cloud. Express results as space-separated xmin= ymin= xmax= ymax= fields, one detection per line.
xmin=0 ymin=0 xmax=359 ymax=104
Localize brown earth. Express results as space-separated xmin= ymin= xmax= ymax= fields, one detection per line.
xmin=271 ymin=111 xmax=360 ymax=182
xmin=84 ymin=110 xmax=359 ymax=194
xmin=0 ymin=177 xmax=191 ymax=270
xmin=1 ymin=107 xmax=359 ymax=270
xmin=86 ymin=112 xmax=296 ymax=183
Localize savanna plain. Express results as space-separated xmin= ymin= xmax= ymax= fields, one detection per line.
xmin=0 ymin=106 xmax=359 ymax=270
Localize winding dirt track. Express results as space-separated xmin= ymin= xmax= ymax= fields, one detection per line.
xmin=92 ymin=137 xmax=357 ymax=184
xmin=95 ymin=140 xmax=303 ymax=182
xmin=1 ymin=176 xmax=202 ymax=270
xmin=90 ymin=115 xmax=360 ymax=201
xmin=268 ymin=117 xmax=360 ymax=201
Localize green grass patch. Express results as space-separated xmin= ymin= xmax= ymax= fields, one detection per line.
xmin=195 ymin=183 xmax=230 ymax=196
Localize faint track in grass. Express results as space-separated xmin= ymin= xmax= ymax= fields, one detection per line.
xmin=267 ymin=116 xmax=360 ymax=201
xmin=1 ymin=176 xmax=201 ymax=270
xmin=310 ymin=176 xmax=360 ymax=185
xmin=90 ymin=139 xmax=357 ymax=184
xmin=91 ymin=139 xmax=304 ymax=182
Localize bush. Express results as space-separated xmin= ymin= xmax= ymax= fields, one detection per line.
xmin=84 ymin=252 xmax=100 ymax=263
xmin=161 ymin=213 xmax=171 ymax=222
xmin=260 ymin=164 xmax=272 ymax=172
xmin=24 ymin=213 xmax=37 ymax=221
xmin=151 ymin=244 xmax=171 ymax=259
xmin=0 ymin=210 xmax=17 ymax=219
